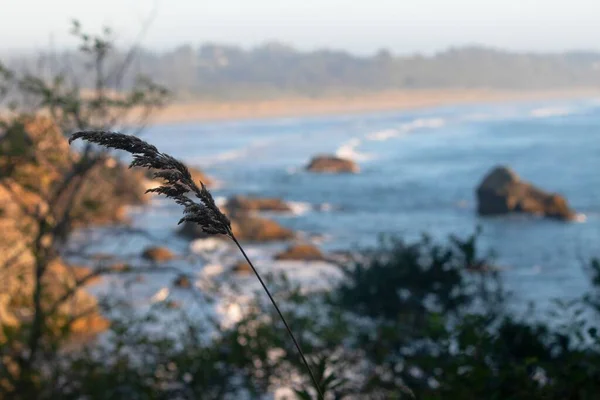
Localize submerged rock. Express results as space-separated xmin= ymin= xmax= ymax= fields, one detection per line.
xmin=142 ymin=246 xmax=176 ymax=263
xmin=173 ymin=274 xmax=192 ymax=289
xmin=231 ymin=261 xmax=253 ymax=275
xmin=275 ymin=243 xmax=325 ymax=261
xmin=305 ymin=155 xmax=359 ymax=173
xmin=476 ymin=166 xmax=575 ymax=221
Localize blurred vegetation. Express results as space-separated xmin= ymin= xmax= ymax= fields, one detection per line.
xmin=0 ymin=20 xmax=168 ymax=399
xmin=2 ymin=231 xmax=600 ymax=399
xmin=6 ymin=44 xmax=600 ymax=100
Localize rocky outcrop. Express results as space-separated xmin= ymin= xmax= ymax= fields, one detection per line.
xmin=178 ymin=213 xmax=294 ymax=242
xmin=0 ymin=117 xmax=148 ymax=338
xmin=275 ymin=243 xmax=324 ymax=261
xmin=225 ymin=195 xmax=291 ymax=213
xmin=230 ymin=215 xmax=294 ymax=242
xmin=0 ymin=116 xmax=147 ymax=227
xmin=0 ymin=255 xmax=109 ymax=341
xmin=476 ymin=166 xmax=576 ymax=221
xmin=306 ymin=155 xmax=359 ymax=173
xmin=142 ymin=246 xmax=176 ymax=262
xmin=0 ymin=117 xmax=71 ymax=194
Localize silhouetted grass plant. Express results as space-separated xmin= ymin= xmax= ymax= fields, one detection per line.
xmin=69 ymin=130 xmax=324 ymax=399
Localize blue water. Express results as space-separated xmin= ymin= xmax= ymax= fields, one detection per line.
xmin=102 ymin=98 xmax=600 ymax=308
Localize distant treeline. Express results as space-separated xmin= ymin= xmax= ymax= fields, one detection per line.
xmin=6 ymin=43 xmax=600 ymax=99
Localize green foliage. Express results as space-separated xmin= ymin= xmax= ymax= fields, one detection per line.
xmin=3 ymin=231 xmax=600 ymax=399
xmin=336 ymin=231 xmax=500 ymax=321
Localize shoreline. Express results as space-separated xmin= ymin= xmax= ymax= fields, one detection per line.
xmin=147 ymin=88 xmax=600 ymax=124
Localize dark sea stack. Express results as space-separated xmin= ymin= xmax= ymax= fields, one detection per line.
xmin=305 ymin=155 xmax=359 ymax=173
xmin=275 ymin=243 xmax=325 ymax=261
xmin=476 ymin=165 xmax=575 ymax=221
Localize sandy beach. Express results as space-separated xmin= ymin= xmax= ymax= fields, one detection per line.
xmin=147 ymin=88 xmax=600 ymax=124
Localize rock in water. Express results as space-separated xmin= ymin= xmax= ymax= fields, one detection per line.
xmin=173 ymin=274 xmax=192 ymax=289
xmin=142 ymin=246 xmax=176 ymax=262
xmin=230 ymin=215 xmax=294 ymax=242
xmin=275 ymin=243 xmax=325 ymax=261
xmin=231 ymin=261 xmax=253 ymax=275
xmin=225 ymin=195 xmax=291 ymax=213
xmin=177 ymin=214 xmax=294 ymax=242
xmin=476 ymin=166 xmax=575 ymax=221
xmin=305 ymin=155 xmax=359 ymax=173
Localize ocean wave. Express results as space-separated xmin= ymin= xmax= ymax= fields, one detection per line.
xmin=366 ymin=117 xmax=446 ymax=142
xmin=366 ymin=129 xmax=401 ymax=141
xmin=530 ymin=107 xmax=573 ymax=118
xmin=196 ymin=138 xmax=275 ymax=166
xmin=335 ymin=138 xmax=372 ymax=161
xmin=401 ymin=117 xmax=446 ymax=131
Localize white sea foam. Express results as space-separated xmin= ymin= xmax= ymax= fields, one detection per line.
xmin=217 ymin=301 xmax=246 ymax=328
xmin=401 ymin=117 xmax=446 ymax=131
xmin=287 ymin=201 xmax=312 ymax=216
xmin=201 ymin=263 xmax=225 ymax=277
xmin=366 ymin=117 xmax=446 ymax=143
xmin=574 ymin=213 xmax=587 ymax=223
xmin=530 ymin=107 xmax=573 ymax=118
xmin=197 ymin=138 xmax=275 ymax=166
xmin=366 ymin=128 xmax=401 ymax=141
xmin=190 ymin=238 xmax=229 ymax=253
xmin=150 ymin=287 xmax=170 ymax=303
xmin=335 ymin=138 xmax=372 ymax=161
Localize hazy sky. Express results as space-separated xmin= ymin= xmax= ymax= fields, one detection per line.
xmin=1 ymin=0 xmax=599 ymax=54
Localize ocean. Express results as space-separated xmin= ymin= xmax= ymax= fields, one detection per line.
xmin=73 ymin=97 xmax=600 ymax=315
